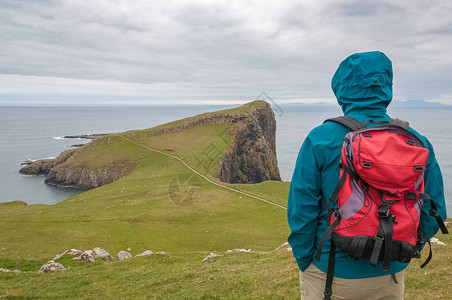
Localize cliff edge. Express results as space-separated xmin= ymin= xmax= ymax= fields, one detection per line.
xmin=217 ymin=101 xmax=280 ymax=183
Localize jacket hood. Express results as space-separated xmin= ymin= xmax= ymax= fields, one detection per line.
xmin=332 ymin=51 xmax=393 ymax=116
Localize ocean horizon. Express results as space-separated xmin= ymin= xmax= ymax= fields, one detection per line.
xmin=1 ymin=104 xmax=450 ymax=215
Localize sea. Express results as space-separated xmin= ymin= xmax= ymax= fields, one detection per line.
xmin=0 ymin=105 xmax=451 ymax=215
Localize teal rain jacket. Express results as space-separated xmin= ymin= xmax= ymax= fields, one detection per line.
xmin=287 ymin=51 xmax=448 ymax=278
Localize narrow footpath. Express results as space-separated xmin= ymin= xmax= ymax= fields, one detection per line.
xmin=118 ymin=135 xmax=287 ymax=210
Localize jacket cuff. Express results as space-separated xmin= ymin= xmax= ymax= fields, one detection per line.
xmin=296 ymin=257 xmax=312 ymax=272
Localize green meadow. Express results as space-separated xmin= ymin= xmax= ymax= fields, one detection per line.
xmin=0 ymin=102 xmax=450 ymax=299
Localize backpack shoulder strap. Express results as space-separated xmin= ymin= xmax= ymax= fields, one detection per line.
xmin=324 ymin=116 xmax=365 ymax=131
xmin=389 ymin=118 xmax=409 ymax=129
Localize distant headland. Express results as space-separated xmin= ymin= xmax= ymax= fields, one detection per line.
xmin=20 ymin=100 xmax=281 ymax=189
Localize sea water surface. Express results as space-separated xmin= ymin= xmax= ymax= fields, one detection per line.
xmin=0 ymin=105 xmax=450 ymax=215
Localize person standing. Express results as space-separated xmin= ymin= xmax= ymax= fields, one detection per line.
xmin=287 ymin=51 xmax=447 ymax=299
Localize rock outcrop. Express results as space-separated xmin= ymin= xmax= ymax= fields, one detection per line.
xmin=0 ymin=268 xmax=21 ymax=273
xmin=135 ymin=250 xmax=153 ymax=257
xmin=225 ymin=248 xmax=254 ymax=254
xmin=20 ymin=137 xmax=138 ymax=189
xmin=19 ymin=100 xmax=280 ymax=188
xmin=217 ymin=103 xmax=280 ymax=183
xmin=39 ymin=261 xmax=66 ymax=273
xmin=275 ymin=242 xmax=292 ymax=253
xmin=19 ymin=149 xmax=76 ymax=176
xmin=202 ymin=253 xmax=223 ymax=261
xmin=44 ymin=160 xmax=137 ymax=189
xmin=73 ymin=250 xmax=95 ymax=263
xmin=93 ymin=247 xmax=114 ymax=262
xmin=430 ymin=237 xmax=446 ymax=245
xmin=53 ymin=248 xmax=82 ymax=260
xmin=116 ymin=250 xmax=132 ymax=261
xmin=63 ymin=134 xmax=109 ymax=139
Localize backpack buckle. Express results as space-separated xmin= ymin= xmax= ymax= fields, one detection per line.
xmin=407 ymin=192 xmax=417 ymax=200
xmin=363 ymin=161 xmax=372 ymax=169
xmin=414 ymin=165 xmax=424 ymax=172
xmin=324 ymin=289 xmax=333 ymax=300
xmin=377 ymin=203 xmax=391 ymax=218
xmin=374 ymin=235 xmax=384 ymax=242
xmin=377 ymin=210 xmax=390 ymax=218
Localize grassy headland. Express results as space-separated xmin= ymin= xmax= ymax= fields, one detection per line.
xmin=1 ymin=100 xmax=450 ymax=299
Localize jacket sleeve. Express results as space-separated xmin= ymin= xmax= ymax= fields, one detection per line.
xmin=421 ymin=139 xmax=447 ymax=238
xmin=287 ymin=135 xmax=322 ymax=272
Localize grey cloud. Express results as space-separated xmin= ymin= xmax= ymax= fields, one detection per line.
xmin=0 ymin=0 xmax=451 ymax=103
xmin=331 ymin=1 xmax=405 ymax=17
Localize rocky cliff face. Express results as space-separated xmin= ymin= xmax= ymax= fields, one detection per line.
xmin=216 ymin=102 xmax=281 ymax=183
xmin=19 ymin=100 xmax=281 ymax=189
xmin=19 ymin=149 xmax=76 ymax=176
xmin=124 ymin=100 xmax=281 ymax=183
xmin=44 ymin=161 xmax=138 ymax=189
xmin=20 ymin=136 xmax=140 ymax=189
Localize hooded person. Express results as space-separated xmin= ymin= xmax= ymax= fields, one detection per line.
xmin=287 ymin=51 xmax=447 ymax=299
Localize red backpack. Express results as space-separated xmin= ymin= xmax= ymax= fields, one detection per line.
xmin=315 ymin=116 xmax=448 ymax=300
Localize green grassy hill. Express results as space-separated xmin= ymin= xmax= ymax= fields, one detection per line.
xmin=3 ymin=101 xmax=288 ymax=259
xmin=1 ymin=101 xmax=450 ymax=299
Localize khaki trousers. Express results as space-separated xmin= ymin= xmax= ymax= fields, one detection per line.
xmin=300 ymin=263 xmax=405 ymax=300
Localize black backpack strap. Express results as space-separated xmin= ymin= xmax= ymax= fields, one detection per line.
xmin=417 ymin=227 xmax=433 ymax=268
xmin=324 ymin=116 xmax=365 ymax=131
xmin=323 ymin=240 xmax=336 ymax=300
xmin=370 ymin=194 xmax=395 ymax=273
xmin=315 ymin=214 xmax=341 ymax=261
xmin=419 ymin=193 xmax=449 ymax=234
xmin=429 ymin=200 xmax=449 ymax=234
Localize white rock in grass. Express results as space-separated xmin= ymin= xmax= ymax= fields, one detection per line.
xmin=68 ymin=249 xmax=83 ymax=256
xmin=93 ymin=247 xmax=114 ymax=262
xmin=275 ymin=242 xmax=289 ymax=251
xmin=155 ymin=251 xmax=167 ymax=255
xmin=0 ymin=268 xmax=20 ymax=273
xmin=39 ymin=260 xmax=66 ymax=273
xmin=116 ymin=250 xmax=132 ymax=261
xmin=53 ymin=250 xmax=69 ymax=260
xmin=73 ymin=251 xmax=95 ymax=263
xmin=275 ymin=242 xmax=292 ymax=253
xmin=202 ymin=253 xmax=223 ymax=262
xmin=225 ymin=249 xmax=254 ymax=254
xmin=430 ymin=237 xmax=446 ymax=245
xmin=53 ymin=248 xmax=83 ymax=260
xmin=135 ymin=250 xmax=153 ymax=257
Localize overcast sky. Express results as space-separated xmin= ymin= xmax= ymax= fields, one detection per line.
xmin=1 ymin=0 xmax=451 ymax=105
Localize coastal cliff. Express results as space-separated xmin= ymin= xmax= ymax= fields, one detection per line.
xmin=19 ymin=149 xmax=76 ymax=176
xmin=20 ymin=100 xmax=281 ymax=189
xmin=216 ymin=103 xmax=280 ymax=183
xmin=20 ymin=135 xmax=146 ymax=189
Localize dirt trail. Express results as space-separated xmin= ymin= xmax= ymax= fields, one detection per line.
xmin=118 ymin=135 xmax=287 ymax=210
